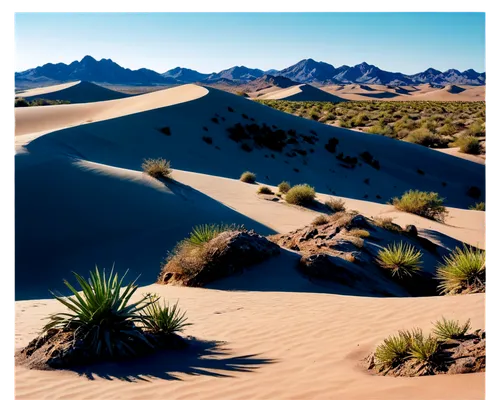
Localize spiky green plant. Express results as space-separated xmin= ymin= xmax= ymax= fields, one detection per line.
xmin=432 ymin=317 xmax=471 ymax=341
xmin=44 ymin=267 xmax=152 ymax=357
xmin=374 ymin=330 xmax=412 ymax=367
xmin=469 ymin=202 xmax=485 ymax=211
xmin=436 ymin=245 xmax=485 ymax=295
xmin=186 ymin=223 xmax=242 ymax=246
xmin=376 ymin=242 xmax=423 ymax=279
xmin=408 ymin=328 xmax=439 ymax=365
xmin=141 ymin=294 xmax=191 ymax=334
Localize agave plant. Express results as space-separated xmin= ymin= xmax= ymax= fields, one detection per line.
xmin=432 ymin=317 xmax=471 ymax=341
xmin=376 ymin=242 xmax=423 ymax=279
xmin=141 ymin=294 xmax=191 ymax=334
xmin=374 ymin=330 xmax=412 ymax=367
xmin=44 ymin=266 xmax=153 ymax=357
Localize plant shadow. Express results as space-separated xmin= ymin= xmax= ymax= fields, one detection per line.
xmin=73 ymin=338 xmax=276 ymax=383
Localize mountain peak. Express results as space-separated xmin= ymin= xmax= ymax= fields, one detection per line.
xmin=80 ymin=55 xmax=97 ymax=63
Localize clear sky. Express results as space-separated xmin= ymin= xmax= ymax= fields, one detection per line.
xmin=15 ymin=13 xmax=485 ymax=74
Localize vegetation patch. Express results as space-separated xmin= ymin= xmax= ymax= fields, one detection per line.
xmin=240 ymin=171 xmax=256 ymax=183
xmin=278 ymin=181 xmax=291 ymax=194
xmin=15 ymin=98 xmax=71 ymax=107
xmin=257 ymin=186 xmax=274 ymax=195
xmin=325 ymin=198 xmax=346 ymax=213
xmin=376 ymin=242 xmax=422 ymax=279
xmin=359 ymin=151 xmax=381 ymax=170
xmin=285 ymin=184 xmax=316 ymax=206
xmin=142 ymin=158 xmax=172 ymax=180
xmin=391 ymin=190 xmax=448 ymax=222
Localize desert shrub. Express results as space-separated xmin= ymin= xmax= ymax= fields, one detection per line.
xmin=186 ymin=223 xmax=241 ymax=246
xmin=436 ymin=245 xmax=485 ymax=295
xmin=469 ymin=202 xmax=485 ymax=211
xmin=227 ymin=123 xmax=249 ymax=142
xmin=405 ymin=128 xmax=449 ymax=148
xmin=14 ymin=98 xmax=29 ymax=107
xmin=349 ymin=229 xmax=370 ymax=238
xmin=240 ymin=171 xmax=256 ymax=183
xmin=374 ymin=330 xmax=412 ymax=367
xmin=43 ymin=267 xmax=153 ymax=357
xmin=142 ymin=158 xmax=172 ymax=179
xmin=438 ymin=123 xmax=456 ymax=136
xmin=202 ymin=136 xmax=213 ymax=145
xmin=241 ymin=143 xmax=253 ymax=152
xmin=467 ymin=121 xmax=485 ymax=136
xmin=285 ymin=184 xmax=316 ymax=206
xmin=367 ymin=122 xmax=393 ymax=136
xmin=141 ymin=295 xmax=191 ymax=334
xmin=324 ymin=137 xmax=339 ymax=153
xmin=236 ymin=91 xmax=248 ymax=97
xmin=373 ymin=216 xmax=402 ymax=233
xmin=159 ymin=126 xmax=171 ymax=136
xmin=312 ymin=215 xmax=329 ymax=226
xmin=278 ymin=181 xmax=291 ymax=193
xmin=454 ymin=135 xmax=481 ymax=154
xmin=391 ymin=190 xmax=448 ymax=222
xmin=257 ymin=186 xmax=274 ymax=195
xmin=325 ymin=198 xmax=346 ymax=213
xmin=352 ymin=113 xmax=369 ymax=127
xmin=338 ymin=118 xmax=352 ymax=128
xmin=359 ymin=151 xmax=380 ymax=170
xmin=432 ymin=317 xmax=470 ymax=341
xmin=376 ymin=242 xmax=423 ymax=279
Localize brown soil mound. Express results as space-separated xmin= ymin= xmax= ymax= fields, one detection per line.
xmin=160 ymin=230 xmax=280 ymax=287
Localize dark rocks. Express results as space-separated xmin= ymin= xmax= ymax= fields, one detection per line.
xmin=404 ymin=224 xmax=418 ymax=237
xmin=350 ymin=214 xmax=371 ymax=229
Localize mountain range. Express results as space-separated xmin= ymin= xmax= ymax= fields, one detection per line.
xmin=15 ymin=56 xmax=486 ymax=88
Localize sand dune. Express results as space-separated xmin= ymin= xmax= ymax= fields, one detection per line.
xmin=15 ymin=83 xmax=485 ymax=399
xmin=257 ymin=83 xmax=347 ymax=102
xmin=15 ymin=81 xmax=80 ymax=98
xmin=17 ymin=81 xmax=132 ymax=104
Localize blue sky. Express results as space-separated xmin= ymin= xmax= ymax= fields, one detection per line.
xmin=15 ymin=13 xmax=485 ymax=74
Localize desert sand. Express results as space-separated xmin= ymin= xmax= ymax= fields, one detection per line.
xmin=254 ymin=83 xmax=346 ymax=102
xmin=15 ymin=83 xmax=485 ymax=399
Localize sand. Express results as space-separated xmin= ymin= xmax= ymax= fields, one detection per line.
xmin=256 ymin=83 xmax=347 ymax=102
xmin=15 ymin=83 xmax=485 ymax=399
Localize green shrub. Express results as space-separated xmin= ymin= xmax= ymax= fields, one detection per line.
xmin=392 ymin=190 xmax=448 ymax=222
xmin=43 ymin=267 xmax=153 ymax=357
xmin=467 ymin=121 xmax=485 ymax=136
xmin=469 ymin=202 xmax=485 ymax=211
xmin=278 ymin=181 xmax=291 ymax=193
xmin=14 ymin=98 xmax=29 ymax=107
xmin=325 ymin=198 xmax=346 ymax=213
xmin=240 ymin=171 xmax=256 ymax=183
xmin=436 ymin=245 xmax=485 ymax=295
xmin=142 ymin=158 xmax=172 ymax=179
xmin=405 ymin=128 xmax=448 ymax=148
xmin=285 ymin=184 xmax=316 ymax=206
xmin=376 ymin=242 xmax=423 ymax=279
xmin=455 ymin=135 xmax=481 ymax=155
xmin=432 ymin=317 xmax=470 ymax=341
xmin=257 ymin=186 xmax=274 ymax=195
xmin=141 ymin=295 xmax=191 ymax=335
xmin=408 ymin=328 xmax=439 ymax=366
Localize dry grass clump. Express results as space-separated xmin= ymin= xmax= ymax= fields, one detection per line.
xmin=349 ymin=229 xmax=370 ymax=238
xmin=373 ymin=216 xmax=402 ymax=233
xmin=436 ymin=245 xmax=485 ymax=295
xmin=312 ymin=215 xmax=329 ymax=226
xmin=142 ymin=158 xmax=172 ymax=179
xmin=278 ymin=181 xmax=291 ymax=193
xmin=285 ymin=184 xmax=316 ymax=206
xmin=469 ymin=202 xmax=485 ymax=211
xmin=257 ymin=186 xmax=274 ymax=195
xmin=325 ymin=197 xmax=346 ymax=213
xmin=376 ymin=242 xmax=422 ymax=279
xmin=391 ymin=190 xmax=448 ymax=222
xmin=347 ymin=236 xmax=364 ymax=249
xmin=329 ymin=211 xmax=354 ymax=228
xmin=240 ymin=171 xmax=256 ymax=183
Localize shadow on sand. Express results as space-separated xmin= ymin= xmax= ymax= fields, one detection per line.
xmin=73 ymin=338 xmax=275 ymax=383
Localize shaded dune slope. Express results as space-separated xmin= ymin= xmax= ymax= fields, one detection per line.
xmin=16 ymin=85 xmax=484 ymax=298
xmin=18 ymin=81 xmax=131 ymax=104
xmin=258 ymin=84 xmax=347 ymax=102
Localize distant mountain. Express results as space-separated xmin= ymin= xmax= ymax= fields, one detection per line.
xmin=162 ymin=67 xmax=210 ymax=83
xmin=205 ymin=66 xmax=264 ymax=82
xmin=278 ymin=59 xmax=339 ymax=84
xmin=16 ymin=55 xmax=177 ymax=87
xmin=16 ymin=56 xmax=486 ymax=89
xmin=239 ymin=74 xmax=299 ymax=93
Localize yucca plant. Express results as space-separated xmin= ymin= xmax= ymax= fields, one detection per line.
xmin=432 ymin=317 xmax=471 ymax=341
xmin=374 ymin=330 xmax=412 ymax=367
xmin=436 ymin=245 xmax=485 ymax=295
xmin=44 ymin=266 xmax=153 ymax=357
xmin=376 ymin=242 xmax=423 ymax=279
xmin=141 ymin=294 xmax=191 ymax=335
xmin=408 ymin=328 xmax=439 ymax=366
xmin=186 ymin=223 xmax=242 ymax=246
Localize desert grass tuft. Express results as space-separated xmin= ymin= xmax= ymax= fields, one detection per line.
xmin=141 ymin=295 xmax=191 ymax=334
xmin=436 ymin=245 xmax=485 ymax=295
xmin=240 ymin=171 xmax=256 ymax=183
xmin=325 ymin=198 xmax=346 ymax=213
xmin=376 ymin=242 xmax=422 ymax=279
xmin=469 ymin=202 xmax=485 ymax=211
xmin=432 ymin=317 xmax=470 ymax=341
xmin=278 ymin=181 xmax=291 ymax=194
xmin=285 ymin=184 xmax=316 ymax=206
xmin=374 ymin=330 xmax=412 ymax=368
xmin=392 ymin=190 xmax=448 ymax=222
xmin=312 ymin=215 xmax=329 ymax=226
xmin=257 ymin=186 xmax=274 ymax=195
xmin=142 ymin=158 xmax=172 ymax=179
